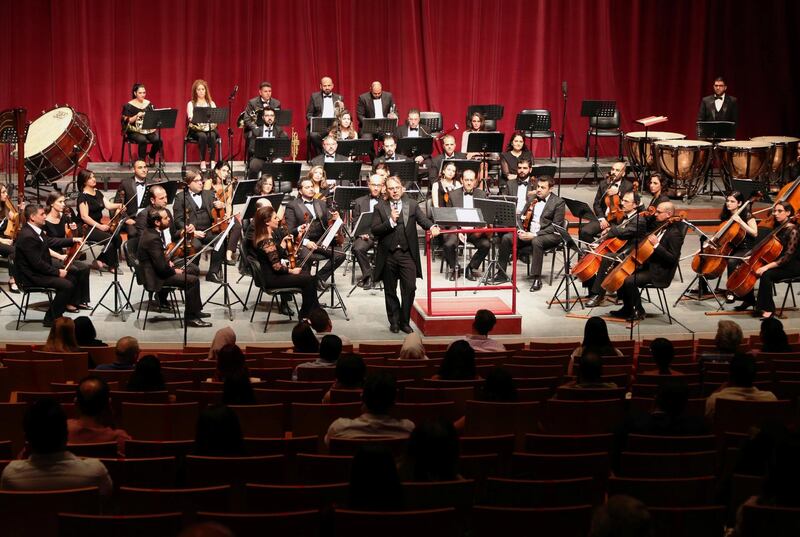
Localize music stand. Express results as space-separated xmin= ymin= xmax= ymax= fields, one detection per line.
xmin=433 ymin=207 xmax=486 ymax=293
xmin=515 ymin=111 xmax=552 ymax=154
xmin=275 ymin=109 xmax=292 ymax=127
xmin=547 ymin=224 xmax=585 ymax=312
xmin=141 ymin=180 xmax=180 ymax=209
xmin=141 ymin=108 xmax=178 ymax=181
xmin=532 ymin=165 xmax=558 ymax=178
xmin=577 ymin=100 xmax=616 ymax=187
xmin=333 ymin=186 xmax=369 ymax=215
xmin=731 ymin=178 xmax=772 ymax=204
xmin=562 ymin=197 xmax=598 ymax=249
xmin=324 ymin=162 xmax=361 ymax=186
xmin=467 ymin=105 xmax=504 ymax=125
xmin=254 ymin=138 xmax=291 ymax=162
xmin=310 ymin=117 xmax=335 ymax=135
xmin=346 ymin=210 xmax=381 ymax=297
xmin=260 ymin=162 xmax=301 ymax=193
xmin=361 ymin=118 xmax=398 ymax=138
xmin=92 ymin=218 xmax=134 ymax=317
xmin=191 ymin=107 xmax=228 ymax=129
xmin=442 ymin=159 xmax=481 ymax=180
xmin=203 ymin=219 xmax=245 ymax=319
xmin=386 ymin=160 xmax=419 ymax=190
xmin=466 ymin=132 xmax=504 ymax=190
xmin=397 ymin=137 xmax=433 ymax=160
xmin=473 ymin=198 xmax=517 ymax=289
xmin=336 ymin=139 xmax=373 ymax=162
xmin=240 ymin=194 xmax=283 ymax=221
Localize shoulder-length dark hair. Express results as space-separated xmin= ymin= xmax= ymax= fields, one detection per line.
xmin=719 ymin=191 xmax=751 ymax=221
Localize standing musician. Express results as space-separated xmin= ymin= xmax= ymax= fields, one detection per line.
xmin=443 ymin=169 xmax=491 ymax=282
xmin=496 ymin=176 xmax=565 ymax=291
xmin=133 ymin=184 xmax=177 ymax=259
xmin=251 ymin=205 xmax=320 ymax=318
xmin=697 ymin=76 xmax=738 ymax=128
xmin=736 ymin=202 xmax=799 ymax=318
xmin=14 ymin=204 xmax=90 ymax=326
xmin=310 ymin=136 xmax=349 ymax=166
xmin=352 ymin=174 xmax=386 ymax=289
xmin=371 ymin=176 xmax=441 ymax=333
xmin=186 ymin=79 xmax=219 ymax=173
xmin=504 ymin=158 xmax=536 ymax=212
xmin=42 ymin=193 xmax=91 ymax=310
xmin=0 ymin=184 xmax=20 ymax=292
xmin=284 ymin=177 xmax=346 ymax=292
xmin=77 ymin=169 xmax=125 ymax=271
xmin=645 ymin=173 xmax=671 ymax=231
xmin=356 ymin=81 xmax=397 ymax=140
xmin=115 ymin=160 xmax=151 ymax=240
xmin=578 ymin=161 xmax=635 ymax=245
xmin=204 ymin=161 xmax=243 ymax=267
xmin=306 ymin=76 xmax=344 ymax=158
xmin=609 ymin=201 xmax=685 ymax=321
xmin=246 ymin=107 xmax=288 ymax=180
xmin=172 ymin=169 xmax=226 ymax=283
xmin=427 ymin=134 xmax=466 ymax=179
xmin=430 ymin=161 xmax=462 ymax=209
xmin=138 ymin=208 xmax=212 ymax=328
xmin=121 ymin=83 xmax=162 ymax=164
xmin=584 ymin=190 xmax=648 ymax=307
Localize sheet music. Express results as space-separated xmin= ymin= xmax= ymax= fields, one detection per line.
xmin=320 ymin=218 xmax=343 ymax=249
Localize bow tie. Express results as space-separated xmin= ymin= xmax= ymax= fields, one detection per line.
xmin=410 ymin=127 xmax=418 ymax=131
xmin=714 ymin=96 xmax=723 ymax=101
xmin=323 ymin=94 xmax=332 ymax=99
xmin=464 ymin=191 xmax=473 ymax=196
xmin=304 ymin=200 xmax=314 ymax=205
xmin=518 ymin=180 xmax=528 ymax=187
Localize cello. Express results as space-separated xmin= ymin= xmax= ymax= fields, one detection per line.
xmin=757 ymin=176 xmax=800 ymax=229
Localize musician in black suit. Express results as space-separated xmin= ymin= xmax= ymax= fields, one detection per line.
xmin=585 ymin=190 xmax=649 ymax=307
xmin=442 ymin=170 xmax=491 ymax=281
xmin=371 ymin=176 xmax=440 ymax=333
xmin=171 ymin=169 xmax=226 ymax=282
xmin=13 ymin=204 xmax=89 ymax=326
xmin=306 ymin=76 xmax=344 ymax=158
xmin=504 ymin=158 xmax=537 ymax=212
xmin=243 ymin=81 xmax=281 ymax=135
xmin=496 ymin=177 xmax=566 ymax=291
xmin=284 ymin=177 xmax=346 ymax=290
xmin=427 ymin=134 xmax=466 ymax=178
xmin=612 ymin=201 xmax=684 ymax=321
xmin=137 ymin=208 xmax=211 ymax=328
xmin=247 ymin=107 xmax=289 ymax=180
xmin=132 ymin=185 xmax=177 ymax=256
xmin=697 ymin=77 xmax=738 ymax=127
xmin=578 ymin=161 xmax=636 ymax=244
xmin=394 ymin=109 xmax=432 ymax=163
xmin=371 ymin=136 xmax=407 ymax=170
xmin=352 ymin=174 xmax=386 ymax=289
xmin=114 ymin=160 xmax=152 ymax=239
xmin=356 ymin=81 xmax=397 ymax=140
xmin=309 ymin=136 xmax=350 ymax=166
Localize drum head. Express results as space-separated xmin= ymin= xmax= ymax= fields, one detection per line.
xmin=654 ymin=140 xmax=712 ymax=149
xmin=751 ymin=136 xmax=800 ymax=145
xmin=717 ymin=140 xmax=771 ymax=150
xmin=625 ymin=131 xmax=685 ymax=141
xmin=24 ymin=107 xmax=75 ymax=155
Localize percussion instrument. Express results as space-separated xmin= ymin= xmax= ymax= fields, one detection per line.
xmin=654 ymin=140 xmax=712 ymax=199
xmin=24 ymin=106 xmax=94 ymax=183
xmin=716 ymin=140 xmax=773 ymax=180
xmin=624 ymin=131 xmax=685 ymax=176
xmin=750 ymin=136 xmax=800 ymax=185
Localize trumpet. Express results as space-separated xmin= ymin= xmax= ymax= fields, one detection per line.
xmin=334 ymin=99 xmax=345 ymax=119
xmin=290 ymin=128 xmax=300 ymax=161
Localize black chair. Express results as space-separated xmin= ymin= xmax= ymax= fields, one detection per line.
xmin=119 ymin=133 xmax=136 ymax=167
xmin=584 ymin=110 xmax=623 ymax=161
xmin=246 ymin=257 xmax=302 ymax=333
xmin=638 ymin=222 xmax=689 ymax=324
xmin=10 ymin=257 xmax=54 ymax=329
xmin=128 ymin=241 xmax=184 ymax=330
xmin=420 ymin=112 xmax=443 ymax=138
xmin=519 ymin=109 xmax=556 ymax=162
xmin=778 ymin=277 xmax=800 ymax=314
xmin=466 ymin=104 xmax=504 ymax=132
xmin=182 ymin=129 xmax=222 ymax=174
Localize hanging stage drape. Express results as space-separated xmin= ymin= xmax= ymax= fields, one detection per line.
xmin=1 ymin=0 xmax=797 ymax=163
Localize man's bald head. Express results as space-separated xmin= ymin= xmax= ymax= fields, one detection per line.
xmin=76 ymin=377 xmax=110 ymax=417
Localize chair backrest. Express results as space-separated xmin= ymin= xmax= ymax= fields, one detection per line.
xmin=245 ymin=482 xmax=349 ymax=513
xmin=296 ymin=453 xmax=353 ymax=484
xmin=626 ymin=434 xmax=716 ymax=453
xmin=100 ymin=457 xmax=178 ymax=489
xmin=291 ymin=402 xmax=362 ymax=445
xmin=543 ymin=399 xmax=625 ymax=434
xmin=328 ymin=436 xmax=408 ymax=456
xmin=403 ymin=386 xmax=474 ymax=415
xmin=419 ymin=111 xmax=443 ymax=133
xmin=524 ymin=433 xmax=614 ymax=454
xmin=121 ymin=402 xmax=199 ymax=441
xmin=197 ymin=510 xmax=321 ymax=537
xmin=472 ymin=505 xmax=593 ymax=537
xmin=4 ymin=359 xmax=66 ymax=392
xmin=68 ymin=442 xmax=120 ymax=458
xmin=647 ymin=506 xmax=726 ymax=537
xmin=555 ymin=386 xmax=627 ymax=401
xmin=519 ymin=109 xmax=552 ymax=132
xmin=185 ymin=454 xmax=286 ymax=487
xmin=0 ymin=402 xmax=27 ymax=454
xmin=0 ymin=487 xmax=100 ymax=537
xmin=229 ymin=404 xmax=284 ymax=438
xmin=334 ymin=507 xmax=458 ymax=537
xmin=58 ymin=512 xmax=184 ymax=537
xmin=119 ymin=485 xmax=231 ymax=518
xmin=713 ymin=398 xmax=793 ymax=434
xmin=608 ymin=476 xmax=717 ymax=507
xmin=484 ymin=477 xmax=593 ymax=507
xmin=618 ymin=451 xmax=718 ymax=478
xmin=464 ymin=400 xmax=541 ymax=449
xmin=589 ymin=109 xmax=620 ymax=129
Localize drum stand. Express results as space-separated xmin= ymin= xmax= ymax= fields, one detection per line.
xmin=203 ymin=236 xmax=244 ymax=321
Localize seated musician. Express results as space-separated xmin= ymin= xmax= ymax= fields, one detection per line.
xmin=284 ymin=177 xmax=346 ymax=292
xmin=114 ymin=160 xmax=151 ymax=240
xmin=246 ymin=107 xmax=288 ymax=180
xmin=352 ymin=174 xmax=386 ymax=289
xmin=133 ymin=185 xmax=176 ymax=260
xmin=77 ymin=169 xmax=125 ymax=272
xmin=13 ymin=204 xmax=90 ymax=326
xmin=495 ymin=176 xmax=565 ymax=291
xmin=503 ymin=158 xmax=536 ymax=211
xmin=427 ymin=135 xmax=466 ymax=179
xmin=121 ymin=83 xmax=162 ymax=165
xmin=251 ymin=205 xmax=319 ymax=318
xmin=171 ymin=169 xmax=226 ymax=283
xmin=500 ymin=133 xmax=534 ymax=183
xmin=253 ymin=174 xmax=276 ymax=198
xmin=43 ymin=193 xmax=91 ymax=308
xmin=307 ymin=165 xmax=333 ymax=200
xmin=585 ymin=191 xmax=648 ymax=307
xmin=737 ymin=202 xmax=799 ymax=319
xmin=0 ymin=184 xmax=20 ymax=292
xmin=442 ymin=169 xmax=491 ymax=282
xmin=603 ymin=201 xmax=685 ymax=321
xmin=328 ymin=110 xmax=358 ymax=141
xmin=186 ymin=79 xmax=219 ymax=173
xmin=578 ymin=162 xmax=635 ymax=245
xmin=203 ymin=161 xmax=243 ymax=266
xmin=137 ymin=208 xmax=212 ymax=328
xmin=645 ymin=173 xmax=671 ymax=231
xmin=310 ymin=136 xmax=349 ymax=166
xmin=430 ymin=161 xmax=462 ymax=209
xmin=372 ymin=135 xmax=406 ymax=170
xmin=395 ymin=109 xmax=432 ymax=176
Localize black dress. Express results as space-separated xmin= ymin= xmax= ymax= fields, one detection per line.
xmin=122 ymin=102 xmax=162 ymax=160
xmin=43 ymin=216 xmax=91 ymax=305
xmin=77 ymin=190 xmax=120 ymax=267
xmin=254 ymin=236 xmax=319 ymax=317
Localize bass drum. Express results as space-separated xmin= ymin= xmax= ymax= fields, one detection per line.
xmin=654 ymin=140 xmax=712 ymax=199
xmin=716 ymin=140 xmax=773 ymax=180
xmin=24 ymin=106 xmax=95 ymax=183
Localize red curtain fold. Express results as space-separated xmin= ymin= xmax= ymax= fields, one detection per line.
xmin=1 ymin=0 xmax=797 ymax=164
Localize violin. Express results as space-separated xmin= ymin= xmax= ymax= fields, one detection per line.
xmin=521 ymin=198 xmax=537 ymax=232
xmin=279 ymin=215 xmax=299 ymax=269
xmin=211 ymin=177 xmax=233 ymax=232
xmin=603 ymin=173 xmax=625 ymax=224
xmin=601 ymin=212 xmax=686 ymax=293
xmin=62 ymin=207 xmax=83 ymax=262
xmin=166 ymin=229 xmax=197 ymax=259
xmin=327 ymin=198 xmax=345 ymax=247
xmin=3 ymin=198 xmax=20 ymax=240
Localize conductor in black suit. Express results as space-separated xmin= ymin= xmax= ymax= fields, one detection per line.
xmin=578 ymin=161 xmax=635 ymax=245
xmin=310 ymin=136 xmax=350 ymax=166
xmin=247 ymin=107 xmax=288 ymax=180
xmin=442 ymin=170 xmax=491 ymax=281
xmin=357 ymin=81 xmax=397 ymax=140
xmin=371 ymin=176 xmax=440 ymax=333
xmin=13 ymin=204 xmax=89 ymax=326
xmin=352 ymin=174 xmax=386 ymax=289
xmin=171 ymin=169 xmax=226 ymax=282
xmin=306 ymin=76 xmax=344 ymax=159
xmin=697 ymin=77 xmax=738 ymax=127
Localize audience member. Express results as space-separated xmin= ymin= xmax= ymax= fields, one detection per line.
xmin=293 ymin=334 xmax=342 ymax=380
xmin=323 ymin=354 xmax=367 ymax=403
xmin=759 ymin=317 xmax=791 ymax=353
xmin=222 ymin=373 xmax=256 ymax=406
xmin=348 ymin=445 xmax=404 ymax=511
xmin=292 ymin=321 xmax=320 ymax=354
xmin=563 ymin=351 xmax=618 ymax=389
xmin=397 ymin=332 xmax=427 ymax=360
xmin=74 ymin=316 xmax=105 ymax=347
xmin=193 ymin=404 xmax=246 ymax=456
xmin=307 ymin=307 xmax=353 ymax=346
xmin=567 ymin=316 xmax=623 ymax=375
xmin=705 ymin=352 xmax=777 ymax=421
xmin=67 ymin=376 xmax=131 ymax=455
xmin=465 ymin=309 xmax=506 ymax=352
xmin=701 ymin=320 xmax=743 ymax=363
xmin=208 ymin=326 xmax=236 ymax=362
xmin=589 ymin=495 xmax=653 ymax=537
xmin=326 ymin=372 xmax=414 ymax=444
xmin=41 ymin=316 xmax=80 ymax=352
xmin=433 ymin=340 xmax=479 ymax=380
xmin=126 ymin=355 xmax=166 ymax=392
xmin=0 ymin=398 xmax=112 ymax=495
xmin=214 ymin=343 xmax=248 ymax=381
xmin=400 ymin=418 xmax=461 ymax=482
xmin=480 ymin=367 xmax=519 ymax=402
xmin=639 ymin=338 xmax=684 ymax=376
xmin=96 ymin=336 xmax=139 ymax=370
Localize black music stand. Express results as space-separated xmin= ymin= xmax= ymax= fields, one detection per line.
xmin=337 ymin=139 xmax=373 ymax=162
xmin=324 ymin=162 xmax=361 ymax=186
xmin=467 ymin=105 xmax=504 ymax=126
xmin=473 ymin=198 xmax=517 ymax=289
xmin=260 ymin=162 xmax=301 ymax=194
xmin=141 ymin=108 xmax=178 ymax=181
xmin=203 ymin=218 xmax=245 ymax=320
xmin=466 ymin=132 xmax=504 ymax=190
xmin=275 ymin=109 xmax=292 ymax=127
xmin=397 ymin=137 xmax=433 ymax=160
xmin=254 ymin=138 xmax=291 ymax=162
xmin=533 ymin=165 xmax=558 ymax=178
xmin=361 ymin=118 xmax=398 ymax=138
xmin=697 ymin=120 xmax=737 ymax=197
xmin=346 ymin=210 xmax=381 ymax=297
xmin=432 ymin=207 xmax=486 ymax=294
xmin=441 ymin=159 xmax=481 ymax=180
xmin=333 ymin=186 xmax=369 ymax=280
xmin=386 ymin=161 xmax=420 ymax=191
xmin=310 ymin=117 xmax=335 ymax=135
xmin=731 ymin=178 xmax=772 ymax=204
xmin=577 ymin=100 xmax=616 ymax=187
xmin=92 ymin=219 xmax=134 ymax=317
xmin=562 ymin=197 xmax=598 ymax=251
xmin=140 ymin=180 xmax=180 ymax=209
xmin=515 ymin=111 xmax=552 ymax=155
xmin=191 ymin=107 xmax=228 ymax=130
xmin=547 ymin=224 xmax=585 ymax=312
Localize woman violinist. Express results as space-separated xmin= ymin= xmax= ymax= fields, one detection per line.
xmin=0 ymin=184 xmax=19 ymax=292
xmin=204 ymin=161 xmax=242 ymax=266
xmin=307 ymin=165 xmax=332 ymax=199
xmin=251 ymin=205 xmax=319 ymax=318
xmin=430 ymin=161 xmax=462 ymax=208
xmin=76 ymin=169 xmax=125 ymax=271
xmin=43 ymin=192 xmax=92 ymax=310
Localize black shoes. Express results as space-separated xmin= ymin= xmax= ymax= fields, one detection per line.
xmin=734 ymin=302 xmax=753 ymax=311
xmin=357 ymin=276 xmax=372 ymax=289
xmin=529 ymin=278 xmax=543 ymax=292
xmin=316 ymin=280 xmax=330 ymax=292
xmin=279 ymin=301 xmax=293 ymax=317
xmin=465 ymin=267 xmax=481 ymax=281
xmin=628 ymin=309 xmax=646 ymax=322
xmin=585 ymin=295 xmax=604 ymax=308
xmin=399 ymin=324 xmax=413 ymax=334
xmin=196 ymin=312 xmax=211 ymax=319
xmin=187 ymin=318 xmax=212 ymax=328
xmin=491 ymin=274 xmax=510 ymax=285
xmin=448 ymin=266 xmax=462 ymax=281
xmin=390 ymin=324 xmax=400 ymax=333
xmin=206 ymin=272 xmax=222 ymax=284
xmin=609 ymin=308 xmax=630 ymax=318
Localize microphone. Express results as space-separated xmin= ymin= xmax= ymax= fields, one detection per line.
xmin=229 ymin=85 xmax=238 ymax=100
xmin=562 ymin=81 xmax=567 ymax=98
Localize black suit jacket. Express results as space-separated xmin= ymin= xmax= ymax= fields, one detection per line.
xmin=284 ymin=196 xmax=332 ymax=241
xmin=137 ymin=227 xmax=176 ymax=292
xmin=353 ymin=195 xmax=381 ymax=237
xmin=592 ymin=178 xmax=635 ymax=219
xmin=394 ymin=124 xmax=432 ymax=139
xmin=306 ymin=91 xmax=344 ymax=120
xmin=446 ymin=187 xmax=488 ymax=209
xmin=643 ymin=222 xmax=685 ymax=285
xmin=505 ymin=177 xmax=537 ymax=202
xmin=519 ymin=194 xmax=566 ymax=236
xmin=371 ymin=154 xmax=407 ymax=172
xmin=243 ymin=96 xmax=282 ymax=132
xmin=115 ymin=176 xmax=152 ymax=218
xmin=607 ymin=211 xmax=649 ymax=245
xmin=134 ymin=207 xmax=178 ymax=242
xmin=697 ymin=94 xmax=738 ymax=124
xmin=357 ymin=91 xmax=395 ymax=124
xmin=13 ymin=224 xmax=72 ymax=285
xmin=310 ymin=153 xmax=349 ymax=166
xmin=172 ymin=190 xmax=216 ymax=232
xmin=248 ymin=124 xmax=288 ymax=155
xmin=371 ymin=196 xmax=435 ymax=279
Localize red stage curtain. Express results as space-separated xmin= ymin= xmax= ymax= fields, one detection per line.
xmin=1 ymin=0 xmax=797 ymax=164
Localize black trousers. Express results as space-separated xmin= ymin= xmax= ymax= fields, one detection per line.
xmin=579 ymin=219 xmax=603 ymax=245
xmin=443 ymin=233 xmax=491 ymax=271
xmin=264 ymin=271 xmax=319 ymax=318
xmin=383 ymin=248 xmax=418 ymax=327
xmin=187 ymin=130 xmax=219 ymax=162
xmin=127 ymin=132 xmax=162 ymax=160
xmin=353 ymin=237 xmax=375 ymax=278
xmin=619 ymin=270 xmax=663 ymax=313
xmin=756 ymin=260 xmax=800 ymax=313
xmin=31 ymin=265 xmax=88 ymax=321
xmin=498 ymin=232 xmax=561 ymax=277
xmin=189 ymin=232 xmax=224 ymax=277
xmin=54 ymin=260 xmax=91 ymax=305
xmin=86 ymin=228 xmax=120 ymax=268
xmin=299 ymin=245 xmax=346 ymax=283
xmin=161 ymin=264 xmax=202 ymax=317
